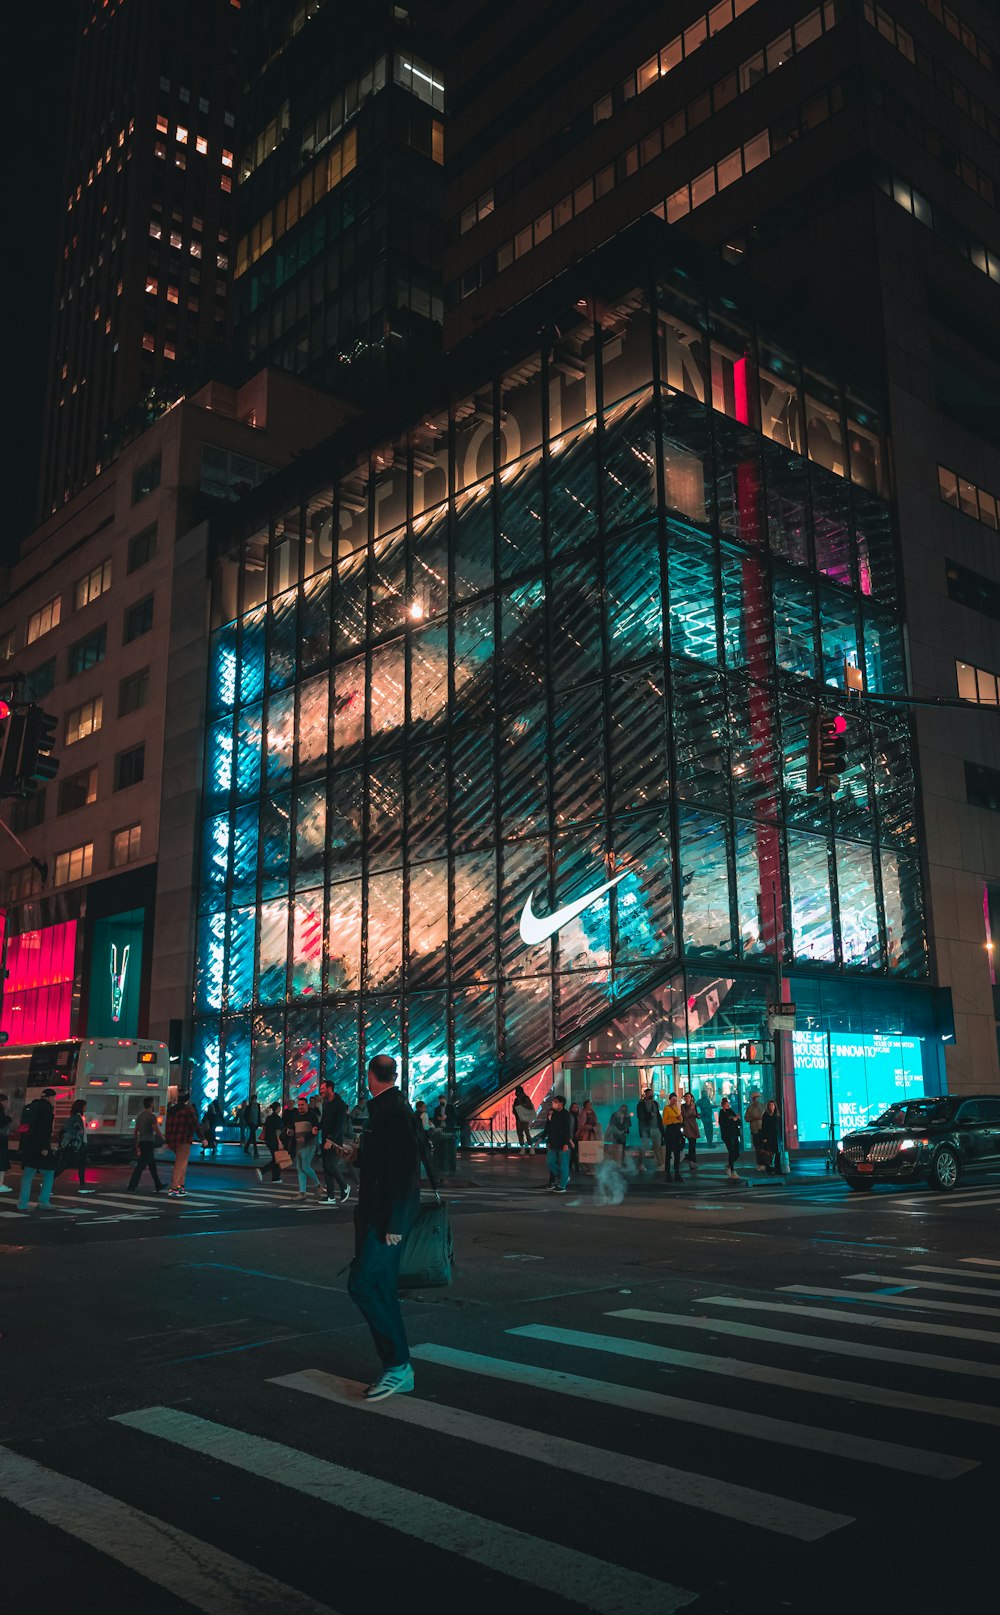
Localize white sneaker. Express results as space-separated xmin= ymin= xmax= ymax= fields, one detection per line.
xmin=0 ymin=1185 xmax=13 ymax=1194
xmin=339 ymin=1185 xmax=351 ymax=1205
xmin=365 ymin=1363 xmax=414 ymax=1401
xmin=254 ymin=1168 xmax=263 ymax=1182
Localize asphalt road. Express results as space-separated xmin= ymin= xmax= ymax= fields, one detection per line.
xmin=3 ymin=1150 xmax=1000 ymax=1614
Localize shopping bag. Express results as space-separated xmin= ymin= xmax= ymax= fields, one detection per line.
xmin=398 ymin=1198 xmax=454 ymax=1289
xmin=274 ymin=1147 xmax=293 ymax=1169
xmin=577 ymin=1139 xmax=602 ymax=1164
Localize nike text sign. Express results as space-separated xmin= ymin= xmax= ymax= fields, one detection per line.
xmin=519 ymin=870 xmax=629 ymax=946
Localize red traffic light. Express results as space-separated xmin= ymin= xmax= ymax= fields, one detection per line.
xmin=0 ymin=700 xmax=10 ymax=722
xmin=832 ymin=714 xmax=847 ymax=735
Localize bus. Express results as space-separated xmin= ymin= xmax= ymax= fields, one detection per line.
xmin=0 ymin=1039 xmax=172 ymax=1158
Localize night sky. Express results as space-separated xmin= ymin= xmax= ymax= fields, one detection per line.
xmin=5 ymin=4 xmax=78 ymax=566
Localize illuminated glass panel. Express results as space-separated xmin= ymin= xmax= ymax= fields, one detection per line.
xmin=788 ymin=831 xmax=835 ymax=962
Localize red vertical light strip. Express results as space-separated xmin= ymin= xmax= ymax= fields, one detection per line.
xmin=0 ymin=920 xmax=77 ymax=1043
xmin=733 ymin=357 xmax=751 ymax=427
xmin=985 ymin=883 xmax=996 ymax=985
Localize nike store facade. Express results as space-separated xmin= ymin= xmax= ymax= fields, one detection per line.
xmin=191 ymin=221 xmax=949 ymax=1151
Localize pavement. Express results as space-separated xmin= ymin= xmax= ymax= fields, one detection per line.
xmin=2 ymin=1144 xmax=1000 ymax=1613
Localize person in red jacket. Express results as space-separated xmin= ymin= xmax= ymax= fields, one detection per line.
xmin=165 ymin=1092 xmax=204 ymax=1197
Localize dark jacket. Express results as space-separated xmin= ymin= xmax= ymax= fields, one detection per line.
xmin=718 ymin=1105 xmax=741 ymax=1145
xmin=636 ymin=1097 xmax=663 ymax=1138
xmin=21 ymin=1098 xmax=55 ymax=1169
xmin=759 ymin=1110 xmax=781 ymax=1153
xmin=542 ymin=1107 xmax=573 ymax=1150
xmin=320 ymin=1093 xmax=349 ymax=1147
xmin=357 ymin=1086 xmax=420 ymax=1238
xmin=263 ymin=1112 xmax=283 ymax=1152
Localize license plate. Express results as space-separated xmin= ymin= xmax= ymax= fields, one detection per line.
xmin=856 ymin=1162 xmax=874 ymax=1173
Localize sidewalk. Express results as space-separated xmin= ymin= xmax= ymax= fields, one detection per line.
xmin=189 ymin=1140 xmax=839 ymax=1190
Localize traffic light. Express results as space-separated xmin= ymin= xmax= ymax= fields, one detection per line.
xmin=807 ymin=711 xmax=849 ymax=792
xmin=0 ymin=708 xmax=26 ymax=795
xmin=16 ymin=705 xmax=59 ymax=793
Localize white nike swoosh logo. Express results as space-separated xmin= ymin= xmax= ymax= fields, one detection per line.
xmin=519 ymin=869 xmax=629 ymax=946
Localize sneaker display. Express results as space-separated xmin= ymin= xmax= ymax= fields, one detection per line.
xmin=365 ymin=1363 xmax=415 ymax=1401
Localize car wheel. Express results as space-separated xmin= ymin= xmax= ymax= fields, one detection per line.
xmin=844 ymin=1176 xmax=874 ymax=1192
xmin=929 ymin=1147 xmax=960 ymax=1191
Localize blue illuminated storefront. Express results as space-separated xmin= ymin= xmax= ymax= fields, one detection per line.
xmin=190 ymin=223 xmax=947 ymax=1148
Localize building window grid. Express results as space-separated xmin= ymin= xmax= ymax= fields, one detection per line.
xmin=53 ymin=842 xmax=94 ymax=887
xmin=192 ymin=284 xmax=923 ymax=1113
xmin=26 ymin=595 xmax=62 ymax=645
xmin=111 ymin=824 xmax=142 ymax=866
xmin=939 ymin=465 xmax=1000 ymax=531
xmin=466 ymin=2 xmax=842 ymax=291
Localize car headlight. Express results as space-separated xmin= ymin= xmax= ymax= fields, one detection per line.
xmin=836 ymin=1138 xmax=844 ymax=1152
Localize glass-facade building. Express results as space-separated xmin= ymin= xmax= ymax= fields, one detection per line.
xmin=192 ymin=226 xmax=948 ymax=1149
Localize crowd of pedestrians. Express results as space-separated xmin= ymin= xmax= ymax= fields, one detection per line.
xmin=526 ymin=1085 xmax=784 ymax=1189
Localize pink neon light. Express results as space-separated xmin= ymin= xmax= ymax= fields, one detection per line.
xmin=0 ymin=920 xmax=77 ymax=1043
xmin=733 ymin=357 xmax=751 ymax=427
xmin=985 ymin=884 xmax=996 ymax=986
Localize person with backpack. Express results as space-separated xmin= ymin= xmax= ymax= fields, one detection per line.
xmin=512 ymin=1085 xmax=535 ymax=1151
xmin=59 ymin=1098 xmax=94 ymax=1193
xmin=165 ymin=1091 xmax=204 ymax=1197
xmin=127 ymin=1097 xmax=165 ymax=1194
xmin=0 ymin=1092 xmax=13 ymax=1194
xmin=17 ymin=1088 xmax=58 ymax=1212
xmin=319 ymin=1078 xmax=352 ymax=1205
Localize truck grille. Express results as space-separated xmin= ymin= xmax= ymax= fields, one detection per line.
xmin=843 ymin=1139 xmax=900 ymax=1164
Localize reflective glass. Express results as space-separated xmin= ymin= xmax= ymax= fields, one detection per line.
xmin=605 ymin=526 xmax=662 ymax=666
xmin=679 ymin=809 xmax=733 ymax=956
xmin=788 ymin=831 xmax=835 ymax=962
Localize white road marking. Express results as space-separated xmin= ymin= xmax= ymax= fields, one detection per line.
xmin=500 ymin=1324 xmax=975 ymax=1479
xmin=0 ymin=1445 xmax=336 ymax=1615
xmin=962 ymin=1256 xmax=1000 ymax=1267
xmin=778 ymin=1284 xmax=1000 ymax=1318
xmin=595 ymin=1316 xmax=1000 ymax=1427
xmin=702 ymin=1295 xmax=1000 ymax=1347
xmin=112 ymin=1406 xmax=694 ymax=1615
xmin=599 ymin=1309 xmax=1000 ymax=1381
xmin=849 ymin=1270 xmax=1000 ymax=1298
xmin=904 ymin=1265 xmax=1000 ymax=1283
xmin=918 ymin=1192 xmax=1000 ymax=1211
xmin=273 ymin=1368 xmax=852 ymax=1540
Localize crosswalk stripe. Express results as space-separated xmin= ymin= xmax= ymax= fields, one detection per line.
xmin=963 ymin=1256 xmax=1000 ymax=1267
xmin=0 ymin=1445 xmax=335 ymax=1615
xmin=504 ymin=1324 xmax=975 ymax=1479
xmin=702 ymin=1295 xmax=1000 ymax=1347
xmin=905 ymin=1265 xmax=1000 ymax=1284
xmin=848 ymin=1270 xmax=1000 ymax=1298
xmin=597 ymin=1310 xmax=1000 ymax=1381
xmin=112 ymin=1406 xmax=695 ymax=1614
xmin=595 ymin=1316 xmax=1000 ymax=1429
xmin=273 ymin=1368 xmax=852 ymax=1540
xmin=919 ymin=1192 xmax=1000 ymax=1211
xmin=778 ymin=1284 xmax=1000 ymax=1319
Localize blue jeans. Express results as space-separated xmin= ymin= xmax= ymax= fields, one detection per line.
xmin=349 ymin=1207 xmax=417 ymax=1370
xmin=295 ymin=1141 xmax=321 ymax=1193
xmin=547 ymin=1147 xmax=569 ymax=1189
xmin=18 ymin=1167 xmax=54 ymax=1210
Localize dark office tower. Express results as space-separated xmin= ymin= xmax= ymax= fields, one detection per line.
xmin=446 ymin=0 xmax=1000 ymax=1093
xmin=230 ymin=1 xmax=445 ymax=400
xmin=39 ymin=0 xmax=240 ymax=517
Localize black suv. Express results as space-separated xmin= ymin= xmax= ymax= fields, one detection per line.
xmin=836 ymin=1095 xmax=1000 ymax=1192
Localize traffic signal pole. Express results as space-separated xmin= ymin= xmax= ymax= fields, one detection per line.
xmin=0 ymin=815 xmax=47 ymax=884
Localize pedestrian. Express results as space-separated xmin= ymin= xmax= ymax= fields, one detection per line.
xmin=745 ymin=1091 xmax=766 ymax=1170
xmin=576 ymin=1098 xmax=600 ymax=1174
xmin=318 ymin=1078 xmax=352 ymax=1205
xmin=165 ymin=1091 xmax=203 ymax=1197
xmin=568 ymin=1101 xmax=581 ymax=1175
xmin=432 ymin=1095 xmax=448 ymax=1130
xmin=59 ymin=1099 xmax=94 ymax=1193
xmin=0 ymin=1092 xmax=13 ymax=1194
xmin=661 ymin=1091 xmax=683 ymax=1183
xmin=127 ymin=1097 xmax=165 ymax=1193
xmin=636 ymin=1086 xmax=664 ymax=1170
xmin=512 ymin=1084 xmax=535 ymax=1152
xmin=414 ymin=1100 xmax=430 ymax=1132
xmin=681 ymin=1093 xmax=700 ymax=1166
xmin=243 ymin=1092 xmax=261 ymax=1157
xmin=347 ymin=1052 xmax=421 ymax=1401
xmin=291 ymin=1093 xmax=323 ymax=1201
xmin=719 ymin=1096 xmax=743 ymax=1179
xmin=605 ymin=1103 xmax=631 ymax=1166
xmin=257 ymin=1102 xmax=285 ymax=1183
xmin=697 ymin=1081 xmax=715 ymax=1147
xmin=17 ymin=1088 xmax=59 ymax=1211
xmin=200 ymin=1098 xmax=222 ymax=1156
xmin=759 ymin=1099 xmax=783 ymax=1175
xmin=541 ymin=1093 xmax=573 ymax=1193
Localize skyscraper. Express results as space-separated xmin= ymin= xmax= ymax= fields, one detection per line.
xmin=39 ymin=0 xmax=241 ymax=517
xmin=230 ymin=0 xmax=445 ymax=399
xmin=444 ymin=0 xmax=1000 ymax=1091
